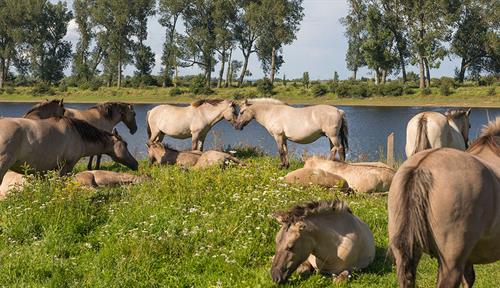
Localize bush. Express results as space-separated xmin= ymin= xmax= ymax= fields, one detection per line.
xmin=487 ymin=87 xmax=496 ymax=96
xmin=421 ymin=87 xmax=432 ymax=95
xmin=440 ymin=82 xmax=451 ymax=96
xmin=89 ymin=79 xmax=102 ymax=91
xmin=379 ymin=82 xmax=404 ymax=96
xmin=335 ymin=81 xmax=372 ymax=98
xmin=169 ymin=87 xmax=183 ymax=97
xmin=255 ymin=78 xmax=274 ymax=96
xmin=404 ymin=86 xmax=416 ymax=95
xmin=310 ymin=83 xmax=327 ymax=97
xmin=58 ymin=81 xmax=68 ymax=92
xmin=31 ymin=82 xmax=55 ymax=96
xmin=190 ymin=75 xmax=213 ymax=95
xmin=5 ymin=86 xmax=15 ymax=94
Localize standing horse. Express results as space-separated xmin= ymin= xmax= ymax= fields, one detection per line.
xmin=405 ymin=108 xmax=471 ymax=157
xmin=0 ymin=117 xmax=138 ymax=186
xmin=65 ymin=102 xmax=137 ymax=169
xmin=388 ymin=117 xmax=499 ymax=288
xmin=271 ymin=200 xmax=375 ymax=284
xmin=146 ymin=99 xmax=238 ymax=150
xmin=23 ymin=99 xmax=65 ymax=119
xmin=235 ymin=99 xmax=348 ymax=168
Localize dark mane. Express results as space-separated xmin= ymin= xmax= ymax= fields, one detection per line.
xmin=62 ymin=117 xmax=112 ymax=144
xmin=23 ymin=99 xmax=61 ymax=117
xmin=277 ymin=199 xmax=350 ymax=225
xmin=444 ymin=108 xmax=468 ymax=119
xmin=191 ymin=99 xmax=225 ymax=108
xmin=89 ymin=102 xmax=129 ymax=120
xmin=467 ymin=117 xmax=500 ymax=154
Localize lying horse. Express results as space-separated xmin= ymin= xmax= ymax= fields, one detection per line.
xmin=405 ymin=108 xmax=471 ymax=157
xmin=235 ymin=98 xmax=348 ymax=168
xmin=0 ymin=117 xmax=138 ymax=186
xmin=65 ymin=102 xmax=138 ymax=169
xmin=146 ymin=142 xmax=243 ymax=169
xmin=389 ymin=117 xmax=499 ymax=288
xmin=0 ymin=171 xmax=24 ymax=199
xmin=284 ymin=168 xmax=349 ymax=191
xmin=271 ymin=200 xmax=375 ymax=284
xmin=304 ymin=157 xmax=394 ymax=193
xmin=23 ymin=99 xmax=65 ymax=119
xmin=146 ymin=99 xmax=237 ymax=150
xmin=75 ymin=170 xmax=150 ymax=188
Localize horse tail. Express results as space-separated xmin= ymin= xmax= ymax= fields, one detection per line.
xmin=389 ymin=164 xmax=437 ymax=272
xmin=412 ymin=114 xmax=430 ymax=155
xmin=146 ymin=110 xmax=152 ymax=140
xmin=339 ymin=112 xmax=349 ymax=157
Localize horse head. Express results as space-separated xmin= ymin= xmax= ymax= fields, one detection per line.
xmin=234 ymin=100 xmax=255 ymax=130
xmin=119 ymin=103 xmax=138 ymax=134
xmin=109 ymin=129 xmax=138 ymax=170
xmin=445 ymin=108 xmax=471 ymax=147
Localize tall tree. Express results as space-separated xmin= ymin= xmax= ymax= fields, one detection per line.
xmin=72 ymin=0 xmax=96 ymax=83
xmin=214 ymin=0 xmax=237 ymax=88
xmin=133 ymin=0 xmax=156 ymax=83
xmin=234 ymin=1 xmax=260 ymax=86
xmin=341 ymin=0 xmax=367 ymax=80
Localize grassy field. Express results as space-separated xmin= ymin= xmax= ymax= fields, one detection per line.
xmin=0 ymin=85 xmax=498 ymax=107
xmin=0 ymin=156 xmax=499 ymax=287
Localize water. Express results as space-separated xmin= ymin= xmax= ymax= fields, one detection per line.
xmin=1 ymin=102 xmax=498 ymax=161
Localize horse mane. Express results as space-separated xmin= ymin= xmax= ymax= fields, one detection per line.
xmin=444 ymin=108 xmax=468 ymax=119
xmin=23 ymin=99 xmax=62 ymax=117
xmin=60 ymin=117 xmax=112 ymax=145
xmin=151 ymin=142 xmax=179 ymax=152
xmin=191 ymin=99 xmax=225 ymax=107
xmin=89 ymin=102 xmax=129 ymax=120
xmin=467 ymin=117 xmax=500 ymax=154
xmin=245 ymin=98 xmax=287 ymax=105
xmin=277 ymin=199 xmax=351 ymax=225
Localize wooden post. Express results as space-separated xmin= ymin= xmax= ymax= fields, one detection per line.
xmin=387 ymin=132 xmax=395 ymax=167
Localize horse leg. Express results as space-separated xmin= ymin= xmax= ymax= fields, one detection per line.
xmin=461 ymin=263 xmax=475 ymax=288
xmin=0 ymin=154 xmax=15 ymax=186
xmin=59 ymin=160 xmax=77 ymax=177
xmin=87 ymin=155 xmax=94 ymax=170
xmin=390 ymin=242 xmax=422 ymax=288
xmin=296 ymin=260 xmax=314 ymax=278
xmin=95 ymin=155 xmax=102 ymax=170
xmin=436 ymin=259 xmax=464 ymax=288
xmin=327 ymin=135 xmax=345 ymax=161
xmin=197 ymin=133 xmax=207 ymax=151
xmin=274 ymin=134 xmax=288 ymax=169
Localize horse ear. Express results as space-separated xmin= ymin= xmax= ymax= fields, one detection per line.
xmin=273 ymin=211 xmax=287 ymax=224
xmin=112 ymin=128 xmax=119 ymax=136
xmin=466 ymin=108 xmax=471 ymax=116
xmin=145 ymin=142 xmax=150 ymax=148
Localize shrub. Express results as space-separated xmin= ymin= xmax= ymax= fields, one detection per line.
xmin=58 ymin=81 xmax=68 ymax=92
xmin=310 ymin=83 xmax=327 ymax=97
xmin=190 ymin=75 xmax=213 ymax=95
xmin=403 ymin=87 xmax=416 ymax=95
xmin=487 ymin=87 xmax=496 ymax=96
xmin=89 ymin=79 xmax=102 ymax=91
xmin=379 ymin=82 xmax=404 ymax=96
xmin=169 ymin=87 xmax=183 ymax=97
xmin=335 ymin=81 xmax=372 ymax=98
xmin=421 ymin=87 xmax=432 ymax=95
xmin=232 ymin=91 xmax=244 ymax=100
xmin=255 ymin=78 xmax=274 ymax=96
xmin=31 ymin=82 xmax=55 ymax=96
xmin=440 ymin=82 xmax=451 ymax=96
xmin=5 ymin=86 xmax=15 ymax=94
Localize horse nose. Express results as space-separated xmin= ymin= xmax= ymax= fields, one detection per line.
xmin=271 ymin=268 xmax=287 ymax=284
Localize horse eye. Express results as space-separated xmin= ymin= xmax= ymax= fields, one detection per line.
xmin=286 ymin=245 xmax=293 ymax=251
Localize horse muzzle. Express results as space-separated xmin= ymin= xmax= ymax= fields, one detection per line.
xmin=271 ymin=268 xmax=289 ymax=284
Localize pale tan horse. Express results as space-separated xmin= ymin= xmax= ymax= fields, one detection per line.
xmin=65 ymin=102 xmax=138 ymax=169
xmin=146 ymin=99 xmax=238 ymax=150
xmin=271 ymin=200 xmax=375 ymax=284
xmin=388 ymin=117 xmax=499 ymax=288
xmin=304 ymin=157 xmax=394 ymax=193
xmin=0 ymin=171 xmax=24 ymax=199
xmin=23 ymin=99 xmax=66 ymax=119
xmin=405 ymin=108 xmax=471 ymax=157
xmin=284 ymin=168 xmax=349 ymax=191
xmin=75 ymin=170 xmax=151 ymax=188
xmin=235 ymin=98 xmax=348 ymax=168
xmin=0 ymin=117 xmax=138 ymax=186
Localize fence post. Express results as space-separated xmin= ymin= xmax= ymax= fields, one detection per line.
xmin=387 ymin=132 xmax=395 ymax=167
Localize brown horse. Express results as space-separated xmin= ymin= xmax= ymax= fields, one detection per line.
xmin=23 ymin=99 xmax=66 ymax=119
xmin=388 ymin=117 xmax=499 ymax=288
xmin=65 ymin=102 xmax=137 ymax=169
xmin=0 ymin=117 xmax=138 ymax=186
xmin=75 ymin=170 xmax=150 ymax=188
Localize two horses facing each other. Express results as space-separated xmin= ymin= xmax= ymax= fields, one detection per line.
xmin=389 ymin=117 xmax=499 ymax=288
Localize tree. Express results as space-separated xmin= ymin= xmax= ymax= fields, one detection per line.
xmin=341 ymin=0 xmax=367 ymax=80
xmin=302 ymin=71 xmax=309 ymax=88
xmin=29 ymin=1 xmax=73 ymax=84
xmin=333 ymin=71 xmax=339 ymax=82
xmin=234 ymin=1 xmax=260 ymax=87
xmin=133 ymin=0 xmax=156 ymax=84
xmin=214 ymin=0 xmax=237 ymax=88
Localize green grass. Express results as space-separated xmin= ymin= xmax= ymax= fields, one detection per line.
xmin=1 ymin=157 xmax=498 ymax=287
xmin=0 ymin=85 xmax=499 ymax=107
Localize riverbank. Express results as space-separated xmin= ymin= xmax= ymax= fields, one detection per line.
xmin=0 ymin=157 xmax=499 ymax=287
xmin=0 ymin=86 xmax=498 ymax=107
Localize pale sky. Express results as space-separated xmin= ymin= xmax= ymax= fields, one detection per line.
xmin=61 ymin=0 xmax=459 ymax=80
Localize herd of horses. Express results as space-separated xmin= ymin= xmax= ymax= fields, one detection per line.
xmin=0 ymin=98 xmax=498 ymax=287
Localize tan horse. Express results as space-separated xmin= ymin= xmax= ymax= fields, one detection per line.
xmin=146 ymin=99 xmax=238 ymax=150
xmin=304 ymin=157 xmax=394 ymax=193
xmin=235 ymin=98 xmax=348 ymax=168
xmin=75 ymin=170 xmax=150 ymax=188
xmin=0 ymin=117 xmax=138 ymax=186
xmin=405 ymin=108 xmax=471 ymax=157
xmin=284 ymin=168 xmax=349 ymax=191
xmin=271 ymin=200 xmax=375 ymax=284
xmin=23 ymin=99 xmax=66 ymax=119
xmin=0 ymin=171 xmax=24 ymax=199
xmin=388 ymin=117 xmax=499 ymax=288
xmin=65 ymin=102 xmax=138 ymax=169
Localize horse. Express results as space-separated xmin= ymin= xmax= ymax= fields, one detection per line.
xmin=0 ymin=171 xmax=24 ymax=199
xmin=304 ymin=157 xmax=394 ymax=193
xmin=75 ymin=170 xmax=151 ymax=188
xmin=271 ymin=200 xmax=375 ymax=284
xmin=235 ymin=99 xmax=348 ymax=168
xmin=388 ymin=117 xmax=499 ymax=288
xmin=405 ymin=108 xmax=471 ymax=157
xmin=64 ymin=102 xmax=138 ymax=169
xmin=0 ymin=117 xmax=138 ymax=186
xmin=146 ymin=99 xmax=238 ymax=151
xmin=23 ymin=99 xmax=66 ymax=119
xmin=284 ymin=168 xmax=349 ymax=191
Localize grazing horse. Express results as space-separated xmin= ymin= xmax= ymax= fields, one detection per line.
xmin=271 ymin=200 xmax=375 ymax=284
xmin=388 ymin=117 xmax=499 ymax=288
xmin=65 ymin=102 xmax=138 ymax=169
xmin=23 ymin=99 xmax=66 ymax=119
xmin=146 ymin=99 xmax=238 ymax=150
xmin=0 ymin=117 xmax=138 ymax=186
xmin=405 ymin=108 xmax=471 ymax=157
xmin=235 ymin=99 xmax=348 ymax=168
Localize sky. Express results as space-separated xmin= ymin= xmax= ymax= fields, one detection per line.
xmin=61 ymin=0 xmax=460 ymax=80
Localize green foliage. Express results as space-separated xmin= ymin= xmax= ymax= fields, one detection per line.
xmin=256 ymin=78 xmax=274 ymax=96
xmin=58 ymin=81 xmax=68 ymax=93
xmin=169 ymin=87 xmax=183 ymax=97
xmin=31 ymin=83 xmax=55 ymax=96
xmin=336 ymin=81 xmax=373 ymax=98
xmin=190 ymin=75 xmax=213 ymax=95
xmin=302 ymin=72 xmax=309 ymax=88
xmin=440 ymin=83 xmax=451 ymax=96
xmin=310 ymin=83 xmax=327 ymax=97
xmin=379 ymin=82 xmax=404 ymax=97
xmin=421 ymin=87 xmax=432 ymax=95
xmin=487 ymin=87 xmax=496 ymax=96
xmin=404 ymin=87 xmax=416 ymax=95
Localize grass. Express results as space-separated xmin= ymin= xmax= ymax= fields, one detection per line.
xmin=0 ymin=85 xmax=499 ymax=107
xmin=0 ymin=157 xmax=499 ymax=287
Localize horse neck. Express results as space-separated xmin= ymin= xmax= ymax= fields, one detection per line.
xmin=306 ymin=214 xmax=344 ymax=258
xmin=77 ymin=137 xmax=112 ymax=157
xmin=198 ymin=104 xmax=226 ymax=126
xmin=251 ymin=105 xmax=275 ymax=125
xmin=160 ymin=148 xmax=179 ymax=163
xmin=446 ymin=119 xmax=467 ymax=149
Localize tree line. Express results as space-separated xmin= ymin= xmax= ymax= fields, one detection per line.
xmin=0 ymin=0 xmax=304 ymax=89
xmin=342 ymin=0 xmax=499 ymax=88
